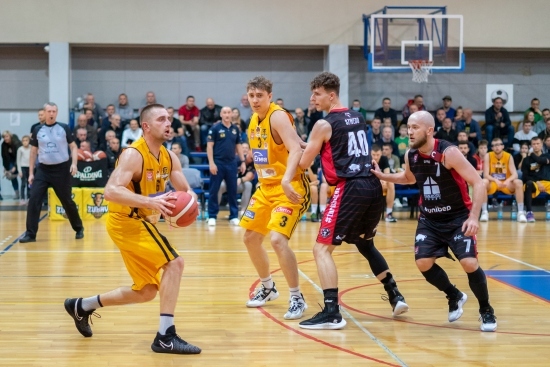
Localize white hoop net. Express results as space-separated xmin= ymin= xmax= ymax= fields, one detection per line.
xmin=409 ymin=60 xmax=433 ymax=83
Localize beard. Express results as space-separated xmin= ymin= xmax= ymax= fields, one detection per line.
xmin=410 ymin=134 xmax=428 ymax=149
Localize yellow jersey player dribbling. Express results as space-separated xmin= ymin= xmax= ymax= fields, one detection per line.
xmin=240 ymin=76 xmax=311 ymax=319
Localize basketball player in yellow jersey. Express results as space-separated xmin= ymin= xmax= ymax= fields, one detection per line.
xmin=240 ymin=76 xmax=311 ymax=320
xmin=63 ymin=104 xmax=201 ymax=355
xmin=480 ymin=137 xmax=526 ymax=222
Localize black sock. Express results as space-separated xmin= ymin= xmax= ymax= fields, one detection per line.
xmin=355 ymin=238 xmax=389 ymax=276
xmin=421 ymin=263 xmax=458 ymax=297
xmin=525 ymin=181 xmax=535 ymax=212
xmin=467 ymin=267 xmax=490 ymax=310
xmin=323 ymin=288 xmax=339 ymax=312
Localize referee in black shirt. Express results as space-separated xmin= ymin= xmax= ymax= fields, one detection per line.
xmin=20 ymin=102 xmax=84 ymax=243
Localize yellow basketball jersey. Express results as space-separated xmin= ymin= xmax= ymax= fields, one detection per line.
xmin=488 ymin=151 xmax=511 ymax=181
xmin=248 ymin=102 xmax=304 ymax=184
xmin=108 ymin=137 xmax=172 ymax=222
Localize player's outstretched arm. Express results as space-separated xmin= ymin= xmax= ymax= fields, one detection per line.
xmin=167 ymin=150 xmax=191 ymax=193
xmin=371 ymin=150 xmax=416 ymax=184
xmin=299 ymin=119 xmax=330 ymax=170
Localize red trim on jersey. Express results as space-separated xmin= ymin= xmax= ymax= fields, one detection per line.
xmin=329 ymin=107 xmax=349 ymax=113
xmin=317 ymin=180 xmax=346 ymax=245
xmin=321 ymin=141 xmax=338 ymax=186
xmin=450 ymin=169 xmax=472 ymax=211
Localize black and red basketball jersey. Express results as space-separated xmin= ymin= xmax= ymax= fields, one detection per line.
xmin=408 ymin=139 xmax=471 ymax=221
xmin=320 ymin=108 xmax=373 ymax=185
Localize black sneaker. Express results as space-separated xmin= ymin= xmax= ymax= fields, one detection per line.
xmin=19 ymin=234 xmax=36 ymax=243
xmin=299 ymin=305 xmax=347 ymax=330
xmin=382 ymin=281 xmax=409 ymax=317
xmin=64 ymin=298 xmax=100 ymax=337
xmin=151 ymin=325 xmax=201 ymax=354
xmin=385 ymin=213 xmax=397 ymax=222
xmin=75 ymin=229 xmax=84 ymax=240
xmin=447 ymin=291 xmax=468 ymax=322
xmin=479 ymin=306 xmax=497 ymax=332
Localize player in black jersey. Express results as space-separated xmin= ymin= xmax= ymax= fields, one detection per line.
xmin=372 ymin=111 xmax=497 ymax=332
xmin=294 ymin=72 xmax=408 ymax=330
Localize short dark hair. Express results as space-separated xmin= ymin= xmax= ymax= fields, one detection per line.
xmin=106 ymin=104 xmax=115 ymax=109
xmin=414 ymin=94 xmax=423 ymax=99
xmin=492 ymin=137 xmax=503 ymax=144
xmin=542 ymin=108 xmax=550 ymax=113
xmin=524 ymin=120 xmax=532 ymax=126
xmin=531 ymin=136 xmax=542 ymax=143
xmin=310 ymin=72 xmax=340 ymax=95
xmin=140 ymin=103 xmax=165 ymax=123
xmin=532 ymin=98 xmax=540 ymax=102
xmin=186 ymin=95 xmax=195 ymax=100
xmin=383 ymin=97 xmax=391 ymax=102
xmin=353 ymin=99 xmax=360 ymax=103
xmin=382 ymin=142 xmax=393 ymax=151
xmin=457 ymin=140 xmax=469 ymax=147
xmin=371 ymin=144 xmax=382 ymax=152
xmin=247 ymin=76 xmax=273 ymax=94
xmin=493 ymin=97 xmax=503 ymax=103
xmin=171 ymin=141 xmax=182 ymax=150
xmin=478 ymin=139 xmax=488 ymax=147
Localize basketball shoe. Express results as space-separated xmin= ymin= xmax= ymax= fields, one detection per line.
xmin=246 ymin=283 xmax=279 ymax=307
xmin=299 ymin=305 xmax=346 ymax=330
xmin=151 ymin=325 xmax=201 ymax=354
xmin=479 ymin=306 xmax=497 ymax=332
xmin=283 ymin=294 xmax=307 ymax=320
xmin=64 ymin=298 xmax=100 ymax=337
xmin=447 ymin=291 xmax=468 ymax=322
xmin=382 ymin=279 xmax=409 ymax=316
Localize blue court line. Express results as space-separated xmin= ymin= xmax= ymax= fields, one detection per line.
xmin=485 ymin=270 xmax=550 ymax=302
xmin=0 ymin=213 xmax=48 ymax=257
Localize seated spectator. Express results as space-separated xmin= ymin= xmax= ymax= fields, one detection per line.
xmin=104 ymin=104 xmax=116 ymax=122
xmin=518 ymin=111 xmax=536 ymax=133
xmin=121 ymin=119 xmax=143 ymax=148
xmin=480 ymin=137 xmax=526 ymax=222
xmin=170 ymin=141 xmax=189 ymax=168
xmin=164 ymin=127 xmax=188 ymax=157
xmin=402 ymin=94 xmax=426 ymax=119
xmin=178 ymin=96 xmax=201 ymax=152
xmin=539 ymin=117 xmax=550 ymax=142
xmin=106 ymin=137 xmax=121 ymax=176
xmin=514 ymin=142 xmax=530 ymax=179
xmin=382 ymin=142 xmax=401 ymax=173
xmin=99 ymin=114 xmax=123 ymax=151
xmin=84 ymin=108 xmax=99 ymax=129
xmin=525 ymin=98 xmax=543 ymax=125
xmin=370 ymin=117 xmax=382 ymax=143
xmin=81 ymin=93 xmax=103 ymax=125
xmin=199 ymin=98 xmax=222 ymax=149
xmin=80 ymin=140 xmax=93 ymax=153
xmin=522 ymin=136 xmax=550 ymax=222
xmin=115 ymin=93 xmax=134 ymax=123
xmin=238 ymin=94 xmax=252 ymax=123
xmin=441 ymin=95 xmax=456 ymax=121
xmin=394 ymin=124 xmax=409 ymax=159
xmin=534 ymin=109 xmax=550 ymax=134
xmin=294 ymin=108 xmax=310 ymax=142
xmin=485 ymin=97 xmax=514 ymax=148
xmin=453 ymin=106 xmax=464 ymax=128
xmin=476 ymin=140 xmax=489 ymax=175
xmin=456 ymin=131 xmax=476 ymax=154
xmin=144 ymin=91 xmax=156 ymax=107
xmin=457 ymin=140 xmax=478 ymax=169
xmin=513 ymin=120 xmax=537 ymax=153
xmin=435 ymin=117 xmax=458 ymax=143
xmin=232 ymin=108 xmax=248 ymax=143
xmin=380 ymin=126 xmax=399 ymax=154
xmin=544 ymin=135 xmax=550 ymax=153
xmin=434 ymin=108 xmax=446 ymax=131
xmin=371 ymin=144 xmax=397 ymax=222
xmin=456 ymin=108 xmax=482 ymax=146
xmin=74 ymin=128 xmax=89 ymax=149
xmin=306 ymin=100 xmax=323 ymax=134
xmin=275 ymin=98 xmax=284 ymax=108
xmin=382 ymin=117 xmax=395 ymax=139
xmin=374 ymin=97 xmax=398 ymax=128
xmin=350 ymin=99 xmax=367 ymax=119
xmin=306 ymin=155 xmax=321 ymax=222
xmin=401 ymin=104 xmax=419 ymax=125
xmin=74 ymin=113 xmax=98 ymax=150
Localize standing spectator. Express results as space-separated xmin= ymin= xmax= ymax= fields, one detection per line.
xmin=121 ymin=119 xmax=143 ymax=148
xmin=350 ymin=99 xmax=367 ymax=119
xmin=456 ymin=109 xmax=482 ymax=146
xmin=178 ymin=96 xmax=201 ymax=152
xmin=394 ymin=124 xmax=409 ymax=159
xmin=106 ymin=137 xmax=120 ymax=176
xmin=218 ymin=142 xmax=255 ymax=217
xmin=20 ymin=102 xmax=84 ymax=243
xmin=206 ymin=107 xmax=245 ymax=226
xmin=525 ymin=98 xmax=543 ymax=125
xmin=435 ymin=117 xmax=458 ymax=143
xmin=199 ymin=98 xmax=222 ymax=150
xmin=522 ymin=137 xmax=550 ymax=222
xmin=239 ymin=94 xmax=252 ymax=123
xmin=115 ymin=93 xmax=134 ymax=123
xmin=2 ymin=131 xmax=22 ymax=199
xmin=30 ymin=109 xmax=46 ymax=134
xmin=294 ymin=107 xmax=309 ymax=141
xmin=512 ymin=120 xmax=537 ymax=153
xmin=402 ymin=94 xmax=426 ymax=119
xmin=374 ymin=97 xmax=398 ymax=128
xmin=485 ymin=97 xmax=514 ymax=148
xmin=275 ymin=98 xmax=284 ymax=108
xmin=306 ymin=100 xmax=323 ymax=133
xmin=74 ymin=113 xmax=98 ymax=150
xmin=82 ymin=93 xmax=103 ymax=125
xmin=17 ymin=135 xmax=31 ymax=204
xmin=370 ymin=117 xmax=382 ymax=143
xmin=441 ymin=96 xmax=456 ymax=121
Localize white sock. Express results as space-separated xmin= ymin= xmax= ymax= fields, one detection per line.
xmin=261 ymin=275 xmax=274 ymax=289
xmin=81 ymin=295 xmax=102 ymax=311
xmin=482 ymin=203 xmax=488 ymax=212
xmin=320 ymin=205 xmax=326 ymax=213
xmin=159 ymin=314 xmax=174 ymax=335
xmin=289 ymin=286 xmax=301 ymax=298
xmin=386 ymin=207 xmax=392 ymax=214
xmin=311 ymin=204 xmax=318 ymax=214
xmin=518 ymin=203 xmax=524 ymax=212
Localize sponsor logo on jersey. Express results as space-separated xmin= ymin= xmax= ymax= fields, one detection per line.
xmin=248 ymin=198 xmax=256 ymax=208
xmin=252 ymin=149 xmax=268 ymax=165
xmin=415 ymin=234 xmax=427 ymax=242
xmin=320 ymin=228 xmax=331 ymax=238
xmin=423 ymin=177 xmax=441 ymax=200
xmin=244 ymin=210 xmax=255 ymax=219
xmin=348 ymin=163 xmax=361 ymax=173
xmin=335 ymin=234 xmax=346 ymax=241
xmin=454 ymin=234 xmax=463 ymax=241
xmin=146 ymin=170 xmax=154 ymax=181
xmin=423 ymin=205 xmax=451 ymax=214
xmin=323 ymin=187 xmax=341 ymax=224
xmin=274 ymin=206 xmax=293 ymax=215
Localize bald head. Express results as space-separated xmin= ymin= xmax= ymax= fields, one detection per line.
xmin=409 ymin=111 xmax=435 ymax=129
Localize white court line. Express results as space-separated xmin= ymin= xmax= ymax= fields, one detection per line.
xmin=489 ymin=251 xmax=550 ymax=273
xmin=298 ymin=269 xmax=408 ymax=367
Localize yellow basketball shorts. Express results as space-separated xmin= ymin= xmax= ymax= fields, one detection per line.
xmin=107 ymin=213 xmax=179 ymax=291
xmin=487 ymin=181 xmax=514 ymax=196
xmin=239 ymin=176 xmax=310 ymax=238
xmin=525 ymin=181 xmax=550 ymax=198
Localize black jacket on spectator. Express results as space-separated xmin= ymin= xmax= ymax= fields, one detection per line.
xmin=485 ymin=106 xmax=511 ymax=128
xmin=106 ymin=147 xmax=121 ymax=176
xmin=434 ymin=128 xmax=458 ymax=143
xmin=199 ymin=105 xmax=222 ymax=127
xmin=306 ymin=108 xmax=324 ymax=133
xmin=1 ymin=134 xmax=22 ymax=171
xmin=374 ymin=107 xmax=398 ymax=128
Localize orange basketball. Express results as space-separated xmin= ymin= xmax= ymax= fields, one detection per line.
xmin=166 ymin=191 xmax=198 ymax=228
xmin=77 ymin=149 xmax=87 ymax=161
xmin=83 ymin=151 xmax=93 ymax=162
xmin=93 ymin=150 xmax=107 ymax=160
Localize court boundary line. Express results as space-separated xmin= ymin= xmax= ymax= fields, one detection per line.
xmin=489 ymin=251 xmax=550 ymax=273
xmin=0 ymin=213 xmax=47 ymax=258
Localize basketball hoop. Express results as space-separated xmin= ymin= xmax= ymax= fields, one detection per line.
xmin=408 ymin=60 xmax=433 ymax=83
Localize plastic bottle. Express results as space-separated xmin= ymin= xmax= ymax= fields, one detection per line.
xmin=546 ymin=200 xmax=550 ymax=221
xmin=497 ymin=202 xmax=503 ymax=220
xmin=301 ymin=214 xmax=307 ymax=221
xmin=491 ymin=197 xmax=498 ymax=210
xmin=511 ymin=200 xmax=517 ymax=221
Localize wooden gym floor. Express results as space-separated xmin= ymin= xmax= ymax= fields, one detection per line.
xmin=0 ymin=208 xmax=548 ymax=366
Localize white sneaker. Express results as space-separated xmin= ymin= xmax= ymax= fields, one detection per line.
xmin=229 ymin=218 xmax=240 ymax=225
xmin=402 ymin=197 xmax=408 ymax=207
xmin=479 ymin=307 xmax=497 ymax=332
xmin=394 ymin=198 xmax=403 ymax=208
xmin=448 ymin=292 xmax=468 ymax=322
xmin=283 ymin=295 xmax=308 ymax=320
xmin=479 ymin=211 xmax=489 ymax=222
xmin=517 ymin=211 xmax=527 ymax=223
xmin=207 ymin=218 xmax=216 ymax=226
xmin=246 ymin=283 xmax=279 ymax=307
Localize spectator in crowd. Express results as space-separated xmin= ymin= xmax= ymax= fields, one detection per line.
xmin=539 ymin=117 xmax=550 ymax=142
xmin=544 ymin=135 xmax=550 ymax=154
xmin=166 ymin=106 xmax=181 ymax=135
xmin=305 ymin=155 xmax=322 ymax=222
xmin=454 ymin=106 xmax=464 ymax=127
xmin=435 ymin=117 xmax=458 ymax=143
xmin=370 ymin=117 xmax=382 ymax=143
xmin=104 ymin=130 xmax=116 ymax=150
xmin=17 ymin=135 xmax=31 ymax=204
xmin=476 ymin=140 xmax=489 ymax=175
xmin=434 ymin=108 xmax=447 ymax=131
xmin=2 ymin=130 xmax=22 ymax=200
xmin=74 ymin=113 xmax=98 ymax=150
xmin=401 ymin=104 xmax=419 ymax=125
xmin=375 ymin=97 xmax=398 ymax=128
xmin=239 ymin=94 xmax=252 ymax=123
xmin=522 ymin=136 xmax=550 ymax=222
xmin=80 ymin=140 xmax=93 ymax=153
xmin=456 ymin=108 xmax=482 ymax=146
xmin=82 ymin=93 xmax=103 ymax=125
xmin=84 ymin=108 xmax=98 ymax=129
xmin=382 ymin=117 xmax=395 ymax=139
xmin=514 ymin=142 xmax=530 ymax=179
xmin=457 ymin=140 xmax=478 ymax=169
xmin=394 ymin=124 xmax=409 ymax=159
xmin=513 ymin=120 xmax=538 ymax=153
xmin=74 ymin=128 xmax=89 ymax=149
xmin=525 ymin=98 xmax=543 ymax=125
xmin=20 ymin=102 xmax=84 ymax=243
xmin=485 ymin=97 xmax=514 ymax=148
xmin=231 ymin=108 xmax=248 ymax=143
xmin=306 ymin=100 xmax=323 ymax=133
xmin=145 ymin=91 xmax=156 ymax=107
xmin=350 ymin=99 xmax=367 ymax=119
xmin=294 ymin=107 xmax=309 ymax=141
xmin=170 ymin=142 xmax=189 ymax=169
xmin=371 ymin=144 xmax=397 ymax=222
xmin=480 ymin=137 xmax=526 ymax=222
xmin=456 ymin=131 xmax=476 ymax=155
xmin=164 ymin=127 xmax=188 ymax=157
xmin=199 ymin=98 xmax=222 ymax=149
xmin=106 ymin=137 xmax=120 ymax=176
xmin=178 ymin=96 xmax=201 ymax=152
xmin=99 ymin=114 xmax=123 ymax=151
xmin=402 ymin=94 xmax=426 ymax=119
xmin=275 ymin=98 xmax=284 ymax=108
xmin=534 ymin=109 xmax=550 ymax=134
xmin=441 ymin=95 xmax=456 ymax=121
xmin=121 ymin=119 xmax=143 ymax=148
xmin=115 ymin=93 xmax=134 ymax=122
xmin=30 ymin=109 xmax=46 ymax=134
xmin=382 ymin=142 xmax=401 ymax=173
xmin=381 ymin=126 xmax=399 ymax=154
xmin=104 ymin=104 xmax=116 ymax=122
xmin=206 ymin=106 xmax=245 ymax=226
